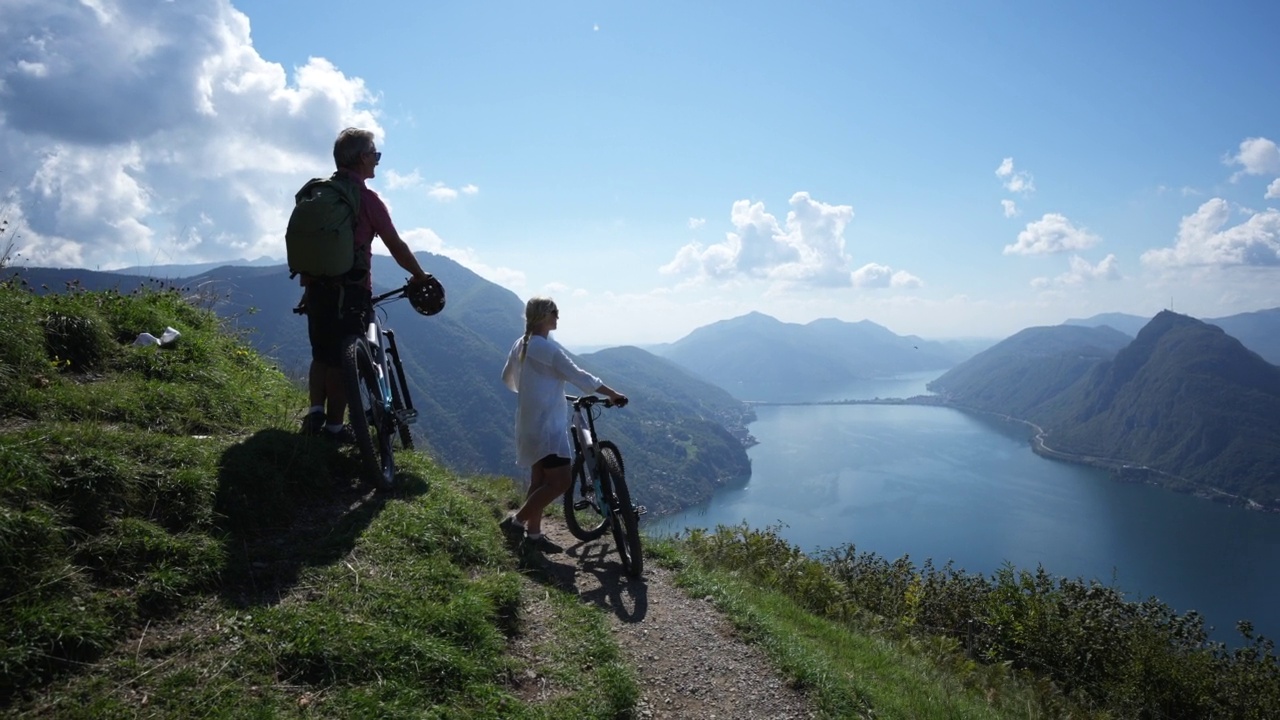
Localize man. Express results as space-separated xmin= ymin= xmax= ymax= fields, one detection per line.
xmin=301 ymin=127 xmax=433 ymax=440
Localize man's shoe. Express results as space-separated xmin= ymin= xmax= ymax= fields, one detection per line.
xmin=499 ymin=515 xmax=526 ymax=546
xmin=522 ymin=534 xmax=563 ymax=554
xmin=301 ymin=410 xmax=326 ymax=436
xmin=323 ymin=425 xmax=357 ymax=445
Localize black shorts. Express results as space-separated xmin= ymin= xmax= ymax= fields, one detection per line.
xmin=535 ymin=454 xmax=571 ymax=469
xmin=305 ymin=283 xmax=373 ymax=367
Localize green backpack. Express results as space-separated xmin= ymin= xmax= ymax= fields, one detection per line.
xmin=285 ymin=174 xmax=362 ymax=279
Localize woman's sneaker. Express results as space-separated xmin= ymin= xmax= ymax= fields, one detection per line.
xmin=499 ymin=515 xmax=525 ymax=546
xmin=522 ymin=534 xmax=563 ymax=554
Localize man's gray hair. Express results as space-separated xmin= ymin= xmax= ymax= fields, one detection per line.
xmin=333 ymin=127 xmax=374 ymax=170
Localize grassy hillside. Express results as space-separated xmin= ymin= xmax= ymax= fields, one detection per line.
xmin=3 ymin=279 xmax=1276 ymax=719
xmin=0 ymin=277 xmax=633 ymax=716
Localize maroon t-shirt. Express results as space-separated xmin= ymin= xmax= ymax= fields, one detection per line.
xmin=336 ymin=168 xmax=397 ymax=292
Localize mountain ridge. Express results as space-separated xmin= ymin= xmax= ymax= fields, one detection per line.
xmin=934 ymin=311 xmax=1280 ymax=509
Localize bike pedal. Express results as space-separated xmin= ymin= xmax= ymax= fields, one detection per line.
xmin=634 ymin=505 xmax=647 ymax=516
xmin=398 ymin=408 xmax=419 ymax=425
xmin=573 ymin=500 xmax=591 ymax=511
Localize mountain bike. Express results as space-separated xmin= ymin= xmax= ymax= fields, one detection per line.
xmin=562 ymin=394 xmax=645 ymax=577
xmin=340 ymin=282 xmax=438 ymax=489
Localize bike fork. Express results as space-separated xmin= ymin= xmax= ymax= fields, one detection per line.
xmin=383 ymin=329 xmax=419 ymax=426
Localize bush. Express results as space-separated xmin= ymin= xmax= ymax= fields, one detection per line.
xmin=684 ymin=523 xmax=1280 ymax=719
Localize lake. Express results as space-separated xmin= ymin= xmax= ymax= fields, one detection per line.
xmin=647 ymin=372 xmax=1280 ymax=646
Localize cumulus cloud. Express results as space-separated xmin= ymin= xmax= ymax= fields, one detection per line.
xmin=688 ymin=217 xmax=706 ymax=229
xmin=385 ymin=169 xmax=423 ymax=190
xmin=377 ymin=170 xmax=477 ymax=203
xmin=1001 ymin=199 xmax=1018 ymax=218
xmin=661 ymin=192 xmax=916 ymax=289
xmin=0 ymin=1 xmax=382 ymax=269
xmin=1267 ymin=179 xmax=1280 ymax=200
xmin=995 ymin=157 xmax=1035 ymax=195
xmin=1031 ymin=254 xmax=1120 ymax=288
xmin=851 ymin=263 xmax=923 ymax=289
xmin=1141 ymin=198 xmax=1280 ymax=268
xmin=1004 ymin=213 xmax=1101 ymax=255
xmin=1226 ymin=137 xmax=1280 ymax=181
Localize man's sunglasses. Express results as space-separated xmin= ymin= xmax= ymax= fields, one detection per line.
xmin=365 ymin=150 xmax=382 ymax=161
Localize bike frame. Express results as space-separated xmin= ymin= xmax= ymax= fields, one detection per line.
xmin=569 ymin=397 xmax=606 ymax=509
xmin=364 ymin=287 xmax=418 ymax=431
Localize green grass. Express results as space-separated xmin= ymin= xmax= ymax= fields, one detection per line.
xmin=0 ymin=281 xmax=634 ymax=718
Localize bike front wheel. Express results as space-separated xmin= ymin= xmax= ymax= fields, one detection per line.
xmin=600 ymin=443 xmax=642 ymax=577
xmin=388 ymin=367 xmax=414 ymax=450
xmin=563 ymin=453 xmax=609 ymax=541
xmin=341 ymin=337 xmax=395 ymax=489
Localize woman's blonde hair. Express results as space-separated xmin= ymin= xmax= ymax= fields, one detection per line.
xmin=520 ymin=297 xmax=558 ymax=360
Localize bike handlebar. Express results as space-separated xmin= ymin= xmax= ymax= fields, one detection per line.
xmin=566 ymin=394 xmax=627 ymax=409
xmin=292 ymin=281 xmax=415 ymax=316
xmin=371 ymin=283 xmax=413 ymax=305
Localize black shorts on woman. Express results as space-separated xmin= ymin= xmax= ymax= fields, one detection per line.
xmin=536 ymin=454 xmax=570 ymax=469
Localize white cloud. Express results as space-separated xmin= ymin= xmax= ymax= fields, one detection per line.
xmin=1004 ymin=213 xmax=1101 ymax=255
xmin=0 ymin=0 xmax=493 ymax=275
xmin=995 ymin=157 xmax=1035 ymax=195
xmin=1141 ymin=198 xmax=1280 ymax=268
xmin=427 ymin=183 xmax=459 ymax=202
xmin=1226 ymin=137 xmax=1280 ymax=181
xmin=0 ymin=0 xmax=392 ymax=269
xmin=851 ymin=263 xmax=923 ymax=289
xmin=1032 ymin=254 xmax=1120 ymax=287
xmin=663 ymin=192 xmax=898 ymax=289
xmin=688 ymin=217 xmax=706 ymax=229
xmin=1001 ymin=199 xmax=1018 ymax=218
xmin=1266 ymin=179 xmax=1280 ymax=200
xmin=425 ymin=181 xmax=477 ymax=202
xmin=386 ymin=169 xmax=423 ymax=190
xmin=400 ymin=227 xmax=525 ymax=288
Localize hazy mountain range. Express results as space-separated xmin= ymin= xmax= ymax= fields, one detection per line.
xmin=10 ymin=257 xmax=1280 ymax=513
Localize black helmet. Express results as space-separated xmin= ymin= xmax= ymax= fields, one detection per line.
xmin=408 ymin=275 xmax=446 ymax=316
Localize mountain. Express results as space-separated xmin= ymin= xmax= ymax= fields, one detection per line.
xmin=7 ymin=257 xmax=756 ymax=516
xmin=1204 ymin=307 xmax=1280 ymax=366
xmin=1063 ymin=308 xmax=1280 ymax=366
xmin=656 ymin=311 xmax=971 ymax=402
xmin=1063 ymin=312 xmax=1148 ymax=337
xmin=1037 ymin=312 xmax=1280 ymax=505
xmin=934 ymin=311 xmax=1280 ymax=508
xmin=111 ymin=256 xmax=282 ymax=277
xmin=927 ymin=325 xmax=1134 ymax=417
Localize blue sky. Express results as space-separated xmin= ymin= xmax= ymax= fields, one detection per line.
xmin=3 ymin=1 xmax=1279 ymax=347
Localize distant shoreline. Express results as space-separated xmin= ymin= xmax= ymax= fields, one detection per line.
xmin=745 ymin=396 xmax=1277 ymax=513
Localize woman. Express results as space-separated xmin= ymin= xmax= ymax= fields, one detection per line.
xmin=500 ymin=297 xmax=627 ymax=553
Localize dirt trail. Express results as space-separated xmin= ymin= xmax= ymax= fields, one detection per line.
xmin=510 ymin=519 xmax=817 ymax=719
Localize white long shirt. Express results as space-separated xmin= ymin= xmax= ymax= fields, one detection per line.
xmin=501 ymin=334 xmax=602 ymax=468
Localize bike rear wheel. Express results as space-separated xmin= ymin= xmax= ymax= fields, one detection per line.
xmin=341 ymin=336 xmax=395 ymax=489
xmin=600 ymin=443 xmax=642 ymax=577
xmin=564 ymin=453 xmax=609 ymax=541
